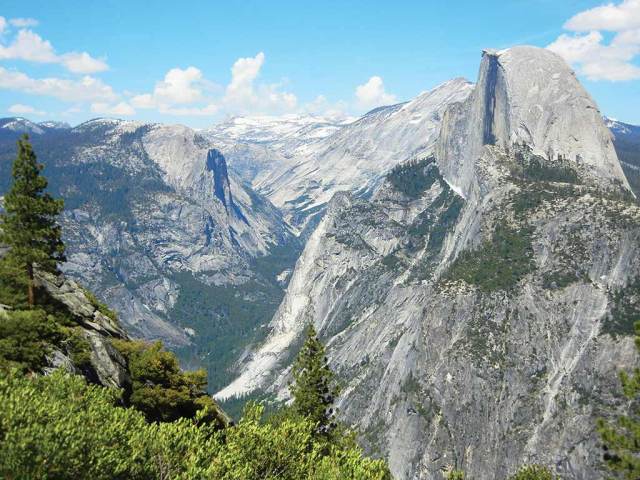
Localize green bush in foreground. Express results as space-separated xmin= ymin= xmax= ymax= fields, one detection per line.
xmin=0 ymin=308 xmax=61 ymax=373
xmin=112 ymin=339 xmax=229 ymax=427
xmin=0 ymin=369 xmax=390 ymax=479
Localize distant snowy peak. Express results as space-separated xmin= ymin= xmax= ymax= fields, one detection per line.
xmin=38 ymin=120 xmax=71 ymax=130
xmin=605 ymin=117 xmax=640 ymax=139
xmin=206 ymin=114 xmax=353 ymax=149
xmin=0 ymin=117 xmax=46 ymax=135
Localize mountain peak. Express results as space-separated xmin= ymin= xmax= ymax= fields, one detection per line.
xmin=437 ymin=45 xmax=631 ymax=197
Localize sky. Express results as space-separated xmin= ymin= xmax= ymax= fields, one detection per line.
xmin=0 ymin=0 xmax=639 ymax=127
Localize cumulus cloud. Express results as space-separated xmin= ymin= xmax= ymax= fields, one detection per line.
xmin=130 ymin=53 xmax=297 ymax=117
xmin=8 ymin=103 xmax=45 ymax=115
xmin=61 ymin=52 xmax=109 ymax=74
xmin=0 ymin=28 xmax=108 ymax=73
xmin=132 ymin=66 xmax=205 ymax=109
xmin=355 ymin=76 xmax=397 ymax=110
xmin=0 ymin=17 xmax=7 ymax=35
xmin=91 ymin=101 xmax=135 ymax=116
xmin=0 ymin=29 xmax=56 ymax=62
xmin=223 ymin=52 xmax=297 ymax=114
xmin=0 ymin=66 xmax=117 ymax=102
xmin=548 ymin=0 xmax=640 ymax=81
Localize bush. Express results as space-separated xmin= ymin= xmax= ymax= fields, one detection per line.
xmin=0 ymin=308 xmax=62 ymax=372
xmin=508 ymin=464 xmax=556 ymax=480
xmin=112 ymin=339 xmax=229 ymax=427
xmin=0 ymin=370 xmax=391 ymax=479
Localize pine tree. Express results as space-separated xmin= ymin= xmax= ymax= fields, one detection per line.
xmin=598 ymin=321 xmax=640 ymax=479
xmin=289 ymin=324 xmax=338 ymax=436
xmin=0 ymin=135 xmax=65 ymax=306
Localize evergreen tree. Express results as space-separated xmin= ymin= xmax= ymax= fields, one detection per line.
xmin=0 ymin=135 xmax=65 ymax=306
xmin=289 ymin=324 xmax=339 ymax=436
xmin=598 ymin=321 xmax=640 ymax=479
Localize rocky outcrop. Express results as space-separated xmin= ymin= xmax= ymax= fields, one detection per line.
xmin=35 ymin=270 xmax=130 ymax=389
xmin=219 ymin=46 xmax=640 ymax=479
xmin=437 ymin=47 xmax=631 ymax=199
xmin=207 ymin=149 xmax=234 ymax=210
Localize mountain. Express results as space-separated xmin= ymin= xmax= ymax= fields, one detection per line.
xmin=207 ymin=80 xmax=474 ymax=232
xmin=0 ymin=118 xmax=299 ymax=391
xmin=607 ymin=117 xmax=640 ymax=197
xmin=217 ymin=46 xmax=640 ymax=479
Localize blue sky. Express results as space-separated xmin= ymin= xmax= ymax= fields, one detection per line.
xmin=0 ymin=0 xmax=639 ymax=127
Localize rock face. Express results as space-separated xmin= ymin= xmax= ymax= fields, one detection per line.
xmin=207 ymin=80 xmax=474 ymax=231
xmin=0 ymin=119 xmax=298 ymax=391
xmin=219 ymin=46 xmax=640 ymax=479
xmin=436 ymin=47 xmax=631 ymax=199
xmin=34 ymin=270 xmax=130 ymax=390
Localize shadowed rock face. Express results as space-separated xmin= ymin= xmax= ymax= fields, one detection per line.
xmin=219 ymin=46 xmax=640 ymax=479
xmin=207 ymin=149 xmax=234 ymax=210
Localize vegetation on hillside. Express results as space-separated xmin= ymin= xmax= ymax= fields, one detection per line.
xmin=0 ymin=369 xmax=390 ymax=479
xmin=0 ymin=136 xmax=392 ymax=479
xmin=0 ymin=134 xmax=65 ymax=306
xmin=445 ymin=224 xmax=535 ymax=291
xmin=598 ymin=321 xmax=640 ymax=478
xmin=290 ymin=325 xmax=340 ymax=438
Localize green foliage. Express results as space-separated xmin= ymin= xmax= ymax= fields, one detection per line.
xmin=511 ymin=147 xmax=580 ymax=184
xmin=446 ymin=224 xmax=535 ymax=291
xmin=387 ymin=157 xmax=440 ymax=199
xmin=290 ymin=325 xmax=339 ymax=438
xmin=0 ymin=369 xmax=218 ymax=479
xmin=61 ymin=326 xmax=93 ymax=369
xmin=507 ymin=464 xmax=556 ymax=479
xmin=598 ymin=321 xmax=640 ymax=478
xmin=0 ymin=370 xmax=390 ymax=479
xmin=602 ymin=277 xmax=640 ymax=337
xmin=112 ymin=339 xmax=229 ymax=427
xmin=445 ymin=470 xmax=466 ymax=480
xmin=0 ymin=135 xmax=65 ymax=305
xmin=0 ymin=308 xmax=62 ymax=372
xmin=0 ymin=255 xmax=29 ymax=308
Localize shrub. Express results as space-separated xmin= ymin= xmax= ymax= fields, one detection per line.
xmin=508 ymin=464 xmax=556 ymax=480
xmin=112 ymin=339 xmax=229 ymax=427
xmin=0 ymin=370 xmax=391 ymax=479
xmin=0 ymin=308 xmax=62 ymax=372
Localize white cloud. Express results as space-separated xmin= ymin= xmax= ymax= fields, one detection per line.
xmin=132 ymin=66 xmax=205 ymax=108
xmin=131 ymin=53 xmax=297 ymax=117
xmin=91 ymin=101 xmax=135 ymax=116
xmin=0 ymin=17 xmax=7 ymax=35
xmin=61 ymin=52 xmax=109 ymax=74
xmin=223 ymin=52 xmax=297 ymax=114
xmin=564 ymin=0 xmax=640 ymax=31
xmin=0 ymin=66 xmax=118 ymax=102
xmin=8 ymin=103 xmax=45 ymax=115
xmin=355 ymin=76 xmax=397 ymax=110
xmin=0 ymin=28 xmax=108 ymax=73
xmin=0 ymin=29 xmax=56 ymax=62
xmin=158 ymin=103 xmax=219 ymax=116
xmin=548 ymin=0 xmax=640 ymax=81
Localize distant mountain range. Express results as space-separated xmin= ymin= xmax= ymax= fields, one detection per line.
xmin=1 ymin=45 xmax=639 ymax=479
